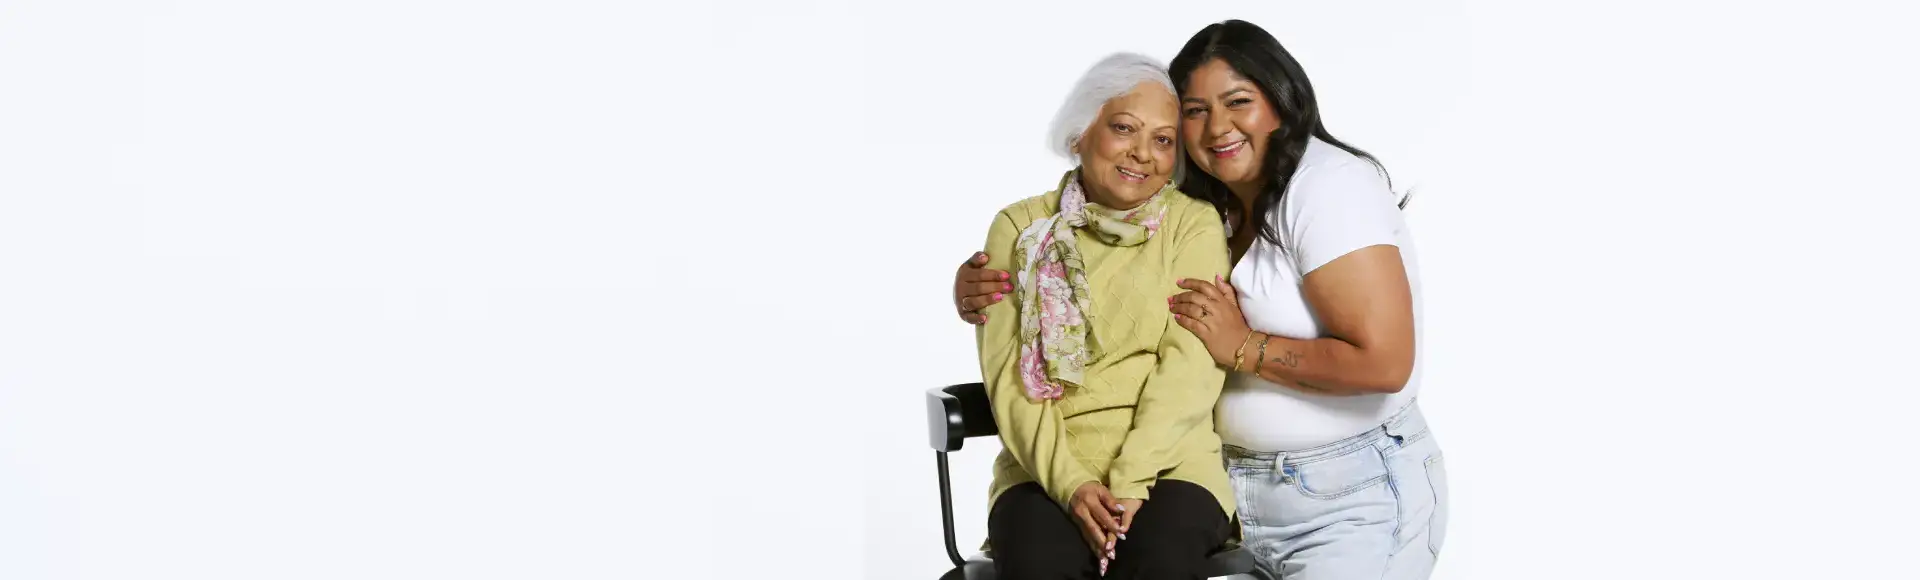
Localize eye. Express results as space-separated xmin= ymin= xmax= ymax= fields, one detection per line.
xmin=1155 ymin=135 xmax=1173 ymax=146
xmin=1112 ymin=123 xmax=1134 ymax=134
xmin=1227 ymin=97 xmax=1254 ymax=107
xmin=1182 ymin=106 xmax=1206 ymax=118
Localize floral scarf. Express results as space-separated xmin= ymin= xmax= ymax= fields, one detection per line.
xmin=1012 ymin=169 xmax=1174 ymax=401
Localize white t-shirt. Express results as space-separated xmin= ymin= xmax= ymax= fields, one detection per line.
xmin=1214 ymin=137 xmax=1425 ymax=452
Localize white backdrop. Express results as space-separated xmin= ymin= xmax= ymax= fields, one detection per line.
xmin=857 ymin=2 xmax=1471 ymax=578
xmin=2 ymin=1 xmax=1917 ymax=579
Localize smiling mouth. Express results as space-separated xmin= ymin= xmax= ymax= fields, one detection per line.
xmin=1115 ymin=166 xmax=1148 ymax=182
xmin=1210 ymin=140 xmax=1248 ymax=159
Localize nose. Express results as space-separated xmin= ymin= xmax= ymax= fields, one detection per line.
xmin=1205 ymin=108 xmax=1233 ymax=139
xmin=1128 ymin=135 xmax=1153 ymax=164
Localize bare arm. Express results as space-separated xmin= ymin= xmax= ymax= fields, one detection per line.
xmin=1174 ymin=158 xmax=1418 ymax=395
xmin=1169 ymin=244 xmax=1415 ymax=395
xmin=1244 ymin=244 xmax=1416 ymax=394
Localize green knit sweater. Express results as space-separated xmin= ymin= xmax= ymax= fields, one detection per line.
xmin=975 ymin=184 xmax=1236 ymax=522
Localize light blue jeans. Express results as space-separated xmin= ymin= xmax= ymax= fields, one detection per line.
xmin=1223 ymin=400 xmax=1449 ymax=580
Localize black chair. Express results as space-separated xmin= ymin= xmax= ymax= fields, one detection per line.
xmin=926 ymin=382 xmax=1256 ymax=580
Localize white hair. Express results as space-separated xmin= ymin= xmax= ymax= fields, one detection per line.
xmin=1046 ymin=52 xmax=1184 ymax=184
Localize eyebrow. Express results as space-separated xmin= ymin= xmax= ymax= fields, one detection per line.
xmin=1110 ymin=112 xmax=1175 ymax=131
xmin=1182 ymin=87 xmax=1255 ymax=104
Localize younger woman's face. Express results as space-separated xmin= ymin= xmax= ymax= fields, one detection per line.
xmin=1180 ymin=58 xmax=1281 ymax=191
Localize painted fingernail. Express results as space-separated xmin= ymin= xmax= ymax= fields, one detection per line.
xmin=1000 ymin=272 xmax=1010 ymax=280
xmin=1002 ymin=283 xmax=1012 ymax=291
xmin=993 ymin=292 xmax=1003 ymax=301
xmin=1119 ymin=533 xmax=1127 ymax=540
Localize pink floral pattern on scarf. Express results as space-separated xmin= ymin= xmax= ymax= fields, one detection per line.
xmin=1011 ymin=170 xmax=1174 ymax=401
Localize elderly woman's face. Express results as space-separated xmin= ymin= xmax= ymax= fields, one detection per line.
xmin=1075 ymin=82 xmax=1179 ymax=209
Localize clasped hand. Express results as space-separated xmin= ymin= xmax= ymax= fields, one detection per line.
xmin=1070 ymin=482 xmax=1144 ymax=573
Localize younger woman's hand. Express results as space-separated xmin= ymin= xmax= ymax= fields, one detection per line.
xmin=955 ymin=252 xmax=1012 ymax=325
xmin=1170 ymin=275 xmax=1253 ymax=368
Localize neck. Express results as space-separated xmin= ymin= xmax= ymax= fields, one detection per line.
xmin=1226 ymin=179 xmax=1263 ymax=207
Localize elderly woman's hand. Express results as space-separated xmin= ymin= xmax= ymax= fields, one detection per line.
xmin=1069 ymin=482 xmax=1125 ymax=562
xmin=1115 ymin=498 xmax=1144 ymax=534
xmin=955 ymin=252 xmax=1012 ymax=324
xmin=1170 ymin=275 xmax=1255 ymax=369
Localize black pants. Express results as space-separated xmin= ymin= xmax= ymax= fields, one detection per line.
xmin=988 ymin=480 xmax=1231 ymax=580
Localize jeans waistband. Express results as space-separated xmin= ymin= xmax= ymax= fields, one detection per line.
xmin=1223 ymin=399 xmax=1427 ymax=467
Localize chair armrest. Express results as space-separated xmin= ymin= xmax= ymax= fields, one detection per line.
xmin=925 ymin=382 xmax=997 ymax=452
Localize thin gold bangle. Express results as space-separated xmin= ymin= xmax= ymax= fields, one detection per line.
xmin=1231 ymin=330 xmax=1256 ymax=372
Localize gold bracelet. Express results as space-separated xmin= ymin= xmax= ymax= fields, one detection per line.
xmin=1254 ymin=334 xmax=1271 ymax=373
xmin=1231 ymin=330 xmax=1256 ymax=372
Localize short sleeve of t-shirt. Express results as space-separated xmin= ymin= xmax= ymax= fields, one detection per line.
xmin=1276 ymin=159 xmax=1402 ymax=276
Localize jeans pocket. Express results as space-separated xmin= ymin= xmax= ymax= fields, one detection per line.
xmin=1291 ymin=444 xmax=1390 ymax=500
xmin=1426 ymin=452 xmax=1449 ymax=556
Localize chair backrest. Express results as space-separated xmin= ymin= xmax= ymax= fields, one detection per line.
xmin=925 ymin=382 xmax=996 ymax=452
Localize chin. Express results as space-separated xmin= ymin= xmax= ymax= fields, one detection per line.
xmin=1216 ymin=167 xmax=1257 ymax=186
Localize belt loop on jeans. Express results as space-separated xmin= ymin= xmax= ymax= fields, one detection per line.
xmin=1272 ymin=452 xmax=1289 ymax=481
xmin=1382 ymin=399 xmax=1424 ymax=440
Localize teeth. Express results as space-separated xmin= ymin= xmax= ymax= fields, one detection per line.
xmin=1212 ymin=141 xmax=1246 ymax=153
xmin=1118 ymin=168 xmax=1145 ymax=178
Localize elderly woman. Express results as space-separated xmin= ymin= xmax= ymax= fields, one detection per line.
xmin=973 ymin=52 xmax=1235 ymax=580
xmin=959 ymin=21 xmax=1447 ymax=580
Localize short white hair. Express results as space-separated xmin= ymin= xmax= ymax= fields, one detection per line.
xmin=1046 ymin=52 xmax=1184 ymax=183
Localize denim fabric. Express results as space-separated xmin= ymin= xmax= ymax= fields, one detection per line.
xmin=1223 ymin=401 xmax=1448 ymax=580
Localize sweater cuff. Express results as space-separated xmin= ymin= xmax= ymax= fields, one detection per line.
xmin=1107 ymin=459 xmax=1154 ymax=500
xmin=1053 ymin=479 xmax=1097 ymax=510
xmin=1108 ymin=478 xmax=1152 ymax=501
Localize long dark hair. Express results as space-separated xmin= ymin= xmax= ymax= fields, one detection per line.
xmin=1169 ymin=19 xmax=1408 ymax=247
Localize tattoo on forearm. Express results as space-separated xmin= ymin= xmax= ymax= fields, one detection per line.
xmin=1269 ymin=350 xmax=1302 ymax=368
